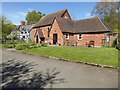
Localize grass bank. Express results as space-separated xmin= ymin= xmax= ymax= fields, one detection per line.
xmin=21 ymin=46 xmax=118 ymax=67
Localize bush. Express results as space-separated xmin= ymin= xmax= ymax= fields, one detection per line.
xmin=41 ymin=43 xmax=47 ymax=47
xmin=2 ymin=44 xmax=15 ymax=48
xmin=16 ymin=44 xmax=28 ymax=50
xmin=111 ymin=38 xmax=117 ymax=47
xmin=6 ymin=42 xmax=17 ymax=44
xmin=16 ymin=42 xmax=37 ymax=50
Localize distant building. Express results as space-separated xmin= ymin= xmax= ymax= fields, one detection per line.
xmin=16 ymin=21 xmax=35 ymax=41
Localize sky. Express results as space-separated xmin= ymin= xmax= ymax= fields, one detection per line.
xmin=2 ymin=2 xmax=96 ymax=25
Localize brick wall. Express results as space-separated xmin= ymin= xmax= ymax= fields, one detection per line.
xmin=40 ymin=26 xmax=50 ymax=43
xmin=49 ymin=19 xmax=64 ymax=45
xmin=31 ymin=27 xmax=106 ymax=47
xmin=73 ymin=33 xmax=105 ymax=47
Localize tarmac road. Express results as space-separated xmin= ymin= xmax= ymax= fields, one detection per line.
xmin=1 ymin=49 xmax=118 ymax=88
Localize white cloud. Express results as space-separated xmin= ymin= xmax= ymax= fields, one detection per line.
xmin=7 ymin=12 xmax=27 ymax=25
xmin=28 ymin=8 xmax=34 ymax=11
xmin=9 ymin=11 xmax=27 ymax=19
xmin=9 ymin=14 xmax=19 ymax=18
xmin=17 ymin=12 xmax=27 ymax=17
xmin=85 ymin=12 xmax=92 ymax=18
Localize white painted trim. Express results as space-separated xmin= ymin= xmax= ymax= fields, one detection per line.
xmin=78 ymin=34 xmax=82 ymax=40
xmin=66 ymin=33 xmax=69 ymax=40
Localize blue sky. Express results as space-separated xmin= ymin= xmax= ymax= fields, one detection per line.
xmin=2 ymin=2 xmax=96 ymax=25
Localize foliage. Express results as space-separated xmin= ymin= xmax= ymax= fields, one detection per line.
xmin=0 ymin=44 xmax=2 ymax=48
xmin=6 ymin=42 xmax=17 ymax=44
xmin=91 ymin=1 xmax=119 ymax=32
xmin=1 ymin=16 xmax=15 ymax=38
xmin=15 ymin=42 xmax=37 ymax=50
xmin=111 ymin=37 xmax=117 ymax=47
xmin=6 ymin=30 xmax=19 ymax=40
xmin=112 ymin=38 xmax=120 ymax=50
xmin=16 ymin=44 xmax=29 ymax=50
xmin=21 ymin=47 xmax=118 ymax=67
xmin=0 ymin=31 xmax=2 ymax=37
xmin=26 ymin=11 xmax=45 ymax=24
xmin=2 ymin=41 xmax=17 ymax=48
xmin=2 ymin=44 xmax=15 ymax=48
xmin=1 ymin=41 xmax=36 ymax=49
xmin=41 ymin=43 xmax=47 ymax=47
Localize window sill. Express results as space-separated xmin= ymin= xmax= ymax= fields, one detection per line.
xmin=78 ymin=39 xmax=82 ymax=41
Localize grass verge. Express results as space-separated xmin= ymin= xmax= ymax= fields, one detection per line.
xmin=21 ymin=46 xmax=118 ymax=68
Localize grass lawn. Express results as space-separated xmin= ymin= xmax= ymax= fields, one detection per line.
xmin=0 ymin=44 xmax=2 ymax=48
xmin=21 ymin=46 xmax=118 ymax=67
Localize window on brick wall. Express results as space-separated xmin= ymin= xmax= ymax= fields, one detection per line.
xmin=66 ymin=33 xmax=69 ymax=40
xmin=78 ymin=34 xmax=82 ymax=40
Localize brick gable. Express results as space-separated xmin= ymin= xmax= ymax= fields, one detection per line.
xmin=49 ymin=19 xmax=64 ymax=45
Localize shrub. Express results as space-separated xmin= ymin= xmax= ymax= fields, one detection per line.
xmin=6 ymin=42 xmax=17 ymax=44
xmin=2 ymin=44 xmax=15 ymax=48
xmin=41 ymin=43 xmax=47 ymax=47
xmin=15 ymin=42 xmax=37 ymax=50
xmin=16 ymin=44 xmax=28 ymax=50
xmin=111 ymin=38 xmax=118 ymax=48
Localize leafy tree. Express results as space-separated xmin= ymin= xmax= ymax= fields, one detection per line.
xmin=26 ymin=11 xmax=45 ymax=24
xmin=1 ymin=16 xmax=15 ymax=38
xmin=91 ymin=1 xmax=119 ymax=32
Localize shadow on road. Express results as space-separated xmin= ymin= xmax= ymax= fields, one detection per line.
xmin=1 ymin=59 xmax=65 ymax=89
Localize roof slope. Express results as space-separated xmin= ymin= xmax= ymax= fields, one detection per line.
xmin=16 ymin=24 xmax=35 ymax=32
xmin=35 ymin=28 xmax=44 ymax=37
xmin=34 ymin=9 xmax=67 ymax=28
xmin=33 ymin=9 xmax=112 ymax=33
xmin=56 ymin=17 xmax=112 ymax=33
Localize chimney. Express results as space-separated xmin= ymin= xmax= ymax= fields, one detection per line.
xmin=20 ymin=21 xmax=26 ymax=26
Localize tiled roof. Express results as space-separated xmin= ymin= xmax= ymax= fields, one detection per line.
xmin=33 ymin=9 xmax=113 ymax=33
xmin=34 ymin=9 xmax=67 ymax=28
xmin=17 ymin=24 xmax=35 ymax=32
xmin=56 ymin=17 xmax=112 ymax=33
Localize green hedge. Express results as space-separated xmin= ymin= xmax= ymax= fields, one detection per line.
xmin=2 ymin=44 xmax=15 ymax=48
xmin=16 ymin=44 xmax=28 ymax=50
xmin=16 ymin=42 xmax=37 ymax=50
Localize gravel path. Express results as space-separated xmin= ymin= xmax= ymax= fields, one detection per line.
xmin=2 ymin=49 xmax=118 ymax=88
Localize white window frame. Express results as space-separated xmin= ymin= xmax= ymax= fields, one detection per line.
xmin=66 ymin=33 xmax=69 ymax=40
xmin=64 ymin=16 xmax=68 ymax=19
xmin=78 ymin=34 xmax=82 ymax=40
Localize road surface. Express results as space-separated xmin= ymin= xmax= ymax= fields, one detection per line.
xmin=1 ymin=49 xmax=118 ymax=88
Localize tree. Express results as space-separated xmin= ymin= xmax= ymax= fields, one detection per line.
xmin=1 ymin=16 xmax=15 ymax=39
xmin=91 ymin=1 xmax=119 ymax=32
xmin=26 ymin=11 xmax=45 ymax=24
